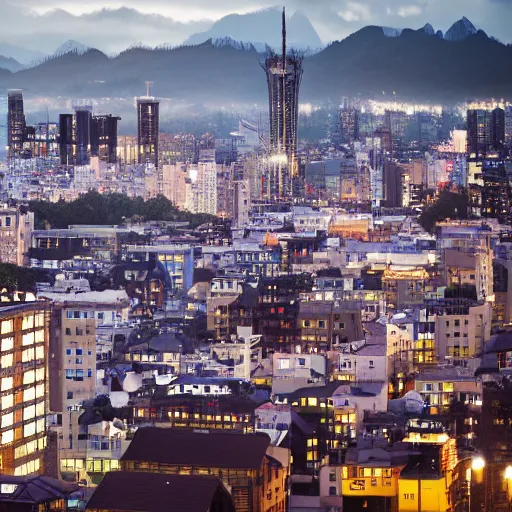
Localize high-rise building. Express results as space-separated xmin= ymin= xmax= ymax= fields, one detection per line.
xmin=262 ymin=8 xmax=303 ymax=198
xmin=383 ymin=162 xmax=403 ymax=208
xmin=75 ymin=107 xmax=92 ymax=165
xmin=0 ymin=302 xmax=51 ymax=476
xmin=505 ymin=106 xmax=512 ymax=149
xmin=7 ymin=90 xmax=26 ymax=160
xmin=59 ymin=114 xmax=74 ymax=166
xmin=467 ymin=108 xmax=505 ymax=158
xmin=137 ymin=98 xmax=160 ymax=168
xmin=91 ymin=114 xmax=120 ymax=163
xmin=339 ymin=107 xmax=359 ymax=145
xmin=196 ymin=150 xmax=218 ymax=215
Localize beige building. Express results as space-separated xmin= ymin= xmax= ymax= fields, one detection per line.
xmin=434 ymin=301 xmax=492 ymax=364
xmin=0 ymin=205 xmax=34 ymax=266
xmin=0 ymin=302 xmax=50 ymax=476
xmin=162 ymin=163 xmax=187 ymax=208
xmin=41 ymin=290 xmax=130 ymax=475
xmin=443 ymin=247 xmax=493 ymax=302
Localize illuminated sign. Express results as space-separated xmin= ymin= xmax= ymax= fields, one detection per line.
xmin=349 ymin=480 xmax=366 ymax=491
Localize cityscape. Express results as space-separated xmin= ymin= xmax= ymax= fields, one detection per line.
xmin=1 ymin=3 xmax=512 ymax=512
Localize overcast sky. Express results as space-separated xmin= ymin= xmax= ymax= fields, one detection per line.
xmin=2 ymin=0 xmax=512 ymax=56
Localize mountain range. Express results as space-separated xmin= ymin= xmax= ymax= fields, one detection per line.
xmin=183 ymin=9 xmax=323 ymax=51
xmin=0 ymin=16 xmax=510 ymax=103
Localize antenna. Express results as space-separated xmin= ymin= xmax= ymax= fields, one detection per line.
xmin=145 ymin=81 xmax=153 ymax=97
xmin=281 ymin=7 xmax=286 ymax=68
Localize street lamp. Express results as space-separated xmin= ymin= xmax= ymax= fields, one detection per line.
xmin=504 ymin=466 xmax=512 ymax=510
xmin=471 ymin=457 xmax=485 ymax=471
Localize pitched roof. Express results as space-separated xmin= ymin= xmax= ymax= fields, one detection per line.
xmin=121 ymin=427 xmax=271 ymax=469
xmin=0 ymin=475 xmax=78 ymax=504
xmin=86 ymin=472 xmax=232 ymax=512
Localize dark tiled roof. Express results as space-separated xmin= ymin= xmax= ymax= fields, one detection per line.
xmin=274 ymin=380 xmax=341 ymax=401
xmin=121 ymin=427 xmax=271 ymax=469
xmin=0 ymin=475 xmax=78 ymax=504
xmin=86 ymin=472 xmax=233 ymax=512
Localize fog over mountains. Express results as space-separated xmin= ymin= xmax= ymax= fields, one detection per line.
xmin=0 ymin=11 xmax=511 ymax=103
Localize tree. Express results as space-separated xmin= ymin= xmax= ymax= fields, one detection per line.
xmin=418 ymin=189 xmax=468 ymax=233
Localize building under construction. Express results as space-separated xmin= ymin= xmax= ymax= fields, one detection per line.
xmin=137 ymin=87 xmax=160 ymax=168
xmin=7 ymin=90 xmax=26 ymax=160
xmin=262 ymin=8 xmax=303 ymax=199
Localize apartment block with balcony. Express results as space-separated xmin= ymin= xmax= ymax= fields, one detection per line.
xmin=0 ymin=302 xmax=50 ymax=477
xmin=43 ymin=291 xmax=130 ymax=476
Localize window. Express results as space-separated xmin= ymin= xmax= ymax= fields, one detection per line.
xmin=329 ymin=486 xmax=337 ymax=496
xmin=67 ymin=392 xmax=73 ymax=400
xmin=76 ymin=349 xmax=83 ymax=356
xmin=318 ymin=320 xmax=326 ymax=329
xmin=4 ymin=217 xmax=10 ymax=227
xmin=369 ymin=360 xmax=374 ymax=369
xmin=66 ymin=349 xmax=72 ymax=356
xmin=87 ymin=369 xmax=92 ymax=378
xmin=329 ymin=472 xmax=336 ymax=482
xmin=278 ymin=359 xmax=290 ymax=370
xmin=454 ymin=320 xmax=460 ymax=327
xmin=298 ymin=358 xmax=306 ymax=367
xmin=65 ymin=328 xmax=71 ymax=336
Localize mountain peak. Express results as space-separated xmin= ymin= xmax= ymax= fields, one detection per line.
xmin=183 ymin=8 xmax=323 ymax=51
xmin=421 ymin=23 xmax=435 ymax=36
xmin=54 ymin=40 xmax=91 ymax=57
xmin=444 ymin=17 xmax=477 ymax=41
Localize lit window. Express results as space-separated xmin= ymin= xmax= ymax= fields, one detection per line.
xmin=1 ymin=377 xmax=13 ymax=392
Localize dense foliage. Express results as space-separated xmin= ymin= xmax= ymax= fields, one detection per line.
xmin=28 ymin=191 xmax=217 ymax=230
xmin=418 ymin=189 xmax=468 ymax=233
xmin=0 ymin=263 xmax=54 ymax=293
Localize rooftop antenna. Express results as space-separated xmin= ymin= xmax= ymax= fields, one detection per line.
xmin=145 ymin=81 xmax=153 ymax=98
xmin=281 ymin=7 xmax=286 ymax=69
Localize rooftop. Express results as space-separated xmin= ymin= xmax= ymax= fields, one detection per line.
xmin=86 ymin=472 xmax=232 ymax=512
xmin=121 ymin=427 xmax=271 ymax=469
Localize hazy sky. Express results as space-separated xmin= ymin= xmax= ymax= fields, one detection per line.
xmin=2 ymin=0 xmax=512 ymax=57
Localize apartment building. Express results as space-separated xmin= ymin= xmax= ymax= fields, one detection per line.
xmin=0 ymin=302 xmax=50 ymax=476
xmin=40 ymin=290 xmax=130 ymax=475
xmin=0 ymin=205 xmax=34 ymax=266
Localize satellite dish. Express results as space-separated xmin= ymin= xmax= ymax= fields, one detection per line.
xmin=122 ymin=372 xmax=143 ymax=393
xmin=110 ymin=391 xmax=129 ymax=407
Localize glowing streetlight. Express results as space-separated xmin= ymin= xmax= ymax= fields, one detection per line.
xmin=471 ymin=457 xmax=485 ymax=471
xmin=504 ymin=466 xmax=512 ymax=480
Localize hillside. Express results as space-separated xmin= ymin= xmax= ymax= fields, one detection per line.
xmin=0 ymin=24 xmax=511 ymax=102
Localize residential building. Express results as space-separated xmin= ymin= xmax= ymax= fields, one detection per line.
xmin=120 ymin=428 xmax=289 ymax=512
xmin=0 ymin=474 xmax=77 ymax=512
xmin=0 ymin=302 xmax=50 ymax=476
xmin=86 ymin=472 xmax=235 ymax=512
xmin=0 ymin=204 xmax=34 ymax=266
xmin=39 ymin=290 xmax=130 ymax=475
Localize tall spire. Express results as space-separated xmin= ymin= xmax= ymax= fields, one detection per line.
xmin=282 ymin=7 xmax=286 ymax=67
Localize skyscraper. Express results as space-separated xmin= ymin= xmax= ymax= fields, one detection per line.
xmin=75 ymin=107 xmax=92 ymax=165
xmin=339 ymin=106 xmax=359 ymax=145
xmin=263 ymin=8 xmax=303 ymax=198
xmin=137 ymin=97 xmax=160 ymax=168
xmin=91 ymin=114 xmax=120 ymax=163
xmin=467 ymin=108 xmax=505 ymax=158
xmin=7 ymin=90 xmax=26 ymax=160
xmin=59 ymin=113 xmax=74 ymax=166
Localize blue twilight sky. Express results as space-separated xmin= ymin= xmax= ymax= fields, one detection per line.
xmin=2 ymin=0 xmax=512 ymax=55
